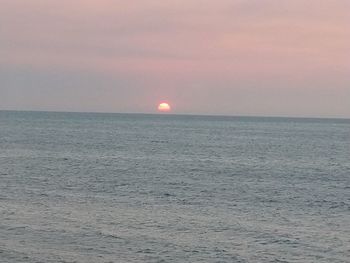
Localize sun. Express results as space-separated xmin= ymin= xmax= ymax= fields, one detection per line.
xmin=158 ymin=102 xmax=171 ymax=112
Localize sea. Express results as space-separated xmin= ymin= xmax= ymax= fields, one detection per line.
xmin=0 ymin=110 xmax=349 ymax=263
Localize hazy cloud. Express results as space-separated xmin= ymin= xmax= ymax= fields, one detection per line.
xmin=1 ymin=0 xmax=349 ymax=117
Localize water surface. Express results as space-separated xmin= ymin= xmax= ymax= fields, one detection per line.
xmin=1 ymin=111 xmax=349 ymax=262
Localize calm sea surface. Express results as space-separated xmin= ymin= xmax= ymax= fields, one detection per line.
xmin=0 ymin=111 xmax=349 ymax=263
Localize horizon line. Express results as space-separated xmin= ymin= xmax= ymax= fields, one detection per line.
xmin=1 ymin=108 xmax=349 ymax=121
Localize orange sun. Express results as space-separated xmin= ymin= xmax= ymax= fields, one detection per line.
xmin=158 ymin=102 xmax=171 ymax=112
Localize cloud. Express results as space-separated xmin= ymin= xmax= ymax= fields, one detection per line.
xmin=0 ymin=0 xmax=349 ymax=116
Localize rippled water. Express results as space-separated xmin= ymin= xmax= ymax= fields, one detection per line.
xmin=1 ymin=111 xmax=349 ymax=262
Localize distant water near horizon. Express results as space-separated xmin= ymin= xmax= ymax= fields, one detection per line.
xmin=1 ymin=111 xmax=349 ymax=262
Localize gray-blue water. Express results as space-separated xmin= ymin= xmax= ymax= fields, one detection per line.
xmin=1 ymin=111 xmax=349 ymax=263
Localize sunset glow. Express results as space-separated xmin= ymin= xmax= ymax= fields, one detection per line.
xmin=158 ymin=103 xmax=171 ymax=112
xmin=0 ymin=1 xmax=349 ymax=117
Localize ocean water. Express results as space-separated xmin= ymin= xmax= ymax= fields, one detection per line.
xmin=0 ymin=111 xmax=349 ymax=263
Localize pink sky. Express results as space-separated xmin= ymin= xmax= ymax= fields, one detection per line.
xmin=1 ymin=0 xmax=349 ymax=117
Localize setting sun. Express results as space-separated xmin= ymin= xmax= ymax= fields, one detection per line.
xmin=158 ymin=102 xmax=171 ymax=112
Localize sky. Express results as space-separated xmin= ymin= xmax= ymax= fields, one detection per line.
xmin=1 ymin=0 xmax=349 ymax=118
